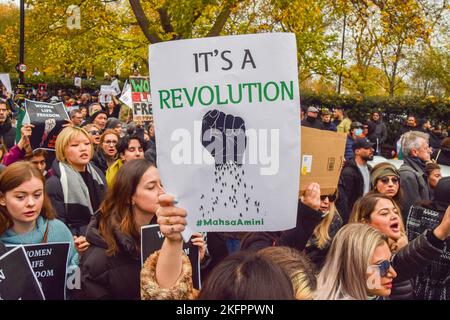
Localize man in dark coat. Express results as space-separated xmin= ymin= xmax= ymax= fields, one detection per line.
xmin=336 ymin=138 xmax=374 ymax=223
xmin=367 ymin=111 xmax=388 ymax=154
xmin=399 ymin=131 xmax=432 ymax=220
xmin=301 ymin=106 xmax=323 ymax=130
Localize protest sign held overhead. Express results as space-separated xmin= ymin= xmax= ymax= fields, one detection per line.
xmin=6 ymin=242 xmax=70 ymax=300
xmin=74 ymin=77 xmax=82 ymax=88
xmin=130 ymin=76 xmax=152 ymax=121
xmin=23 ymin=99 xmax=69 ymax=151
xmin=141 ymin=225 xmax=201 ymax=289
xmin=0 ymin=73 xmax=12 ymax=93
xmin=149 ymin=33 xmax=301 ymax=240
xmin=0 ymin=246 xmax=45 ymax=300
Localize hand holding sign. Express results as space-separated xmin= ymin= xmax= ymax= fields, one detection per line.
xmin=300 ymin=182 xmax=321 ymax=211
xmin=190 ymin=233 xmax=206 ymax=261
xmin=18 ymin=124 xmax=35 ymax=150
xmin=156 ymin=194 xmax=187 ymax=242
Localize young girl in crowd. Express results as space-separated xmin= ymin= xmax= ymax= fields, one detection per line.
xmin=315 ymin=223 xmax=397 ymax=300
xmin=92 ymin=129 xmax=119 ymax=174
xmin=140 ymin=193 xmax=295 ymax=300
xmin=350 ymin=193 xmax=449 ymax=299
xmin=76 ymin=159 xmax=205 ymax=300
xmin=0 ymin=162 xmax=78 ymax=270
xmin=46 ymin=126 xmax=107 ymax=238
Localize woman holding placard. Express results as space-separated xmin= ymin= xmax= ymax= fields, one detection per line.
xmin=0 ymin=162 xmax=78 ymax=269
xmin=74 ymin=159 xmax=206 ymax=299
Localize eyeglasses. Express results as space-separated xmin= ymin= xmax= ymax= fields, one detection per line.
xmin=379 ymin=177 xmax=399 ymax=185
xmin=89 ymin=130 xmax=100 ymax=136
xmin=370 ymin=260 xmax=392 ymax=277
xmin=320 ymin=194 xmax=336 ymax=202
xmin=103 ymin=140 xmax=117 ymax=145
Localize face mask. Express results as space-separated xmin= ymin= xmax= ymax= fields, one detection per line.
xmin=354 ymin=128 xmax=363 ymax=136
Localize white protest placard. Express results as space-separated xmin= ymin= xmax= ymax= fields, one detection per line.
xmin=74 ymin=77 xmax=82 ymax=88
xmin=99 ymin=85 xmax=115 ymax=105
xmin=0 ymin=73 xmax=12 ymax=93
xmin=111 ymin=79 xmax=121 ymax=95
xmin=119 ymin=84 xmax=132 ymax=109
xmin=149 ymin=33 xmax=301 ymax=240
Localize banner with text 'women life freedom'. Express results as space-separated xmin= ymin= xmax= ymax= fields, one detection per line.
xmin=149 ymin=33 xmax=300 ymax=240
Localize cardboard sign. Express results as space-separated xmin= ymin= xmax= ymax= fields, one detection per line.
xmin=149 ymin=33 xmax=300 ymax=239
xmin=0 ymin=246 xmax=45 ymax=300
xmin=299 ymin=127 xmax=347 ymax=195
xmin=23 ymin=100 xmax=70 ymax=151
xmin=130 ymin=76 xmax=152 ymax=121
xmin=141 ymin=225 xmax=201 ymax=289
xmin=6 ymin=242 xmax=70 ymax=300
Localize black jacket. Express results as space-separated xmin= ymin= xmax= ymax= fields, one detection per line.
xmin=390 ymin=229 xmax=444 ymax=300
xmin=407 ymin=205 xmax=450 ymax=300
xmin=433 ymin=148 xmax=450 ymax=166
xmin=74 ymin=214 xmax=156 ymax=300
xmin=399 ymin=157 xmax=431 ymax=221
xmin=46 ymin=160 xmax=107 ymax=236
xmin=92 ymin=149 xmax=110 ymax=175
xmin=367 ymin=120 xmax=388 ymax=146
xmin=0 ymin=118 xmax=16 ymax=150
xmin=336 ymin=159 xmax=372 ymax=223
xmin=240 ymin=201 xmax=323 ymax=253
xmin=301 ymin=117 xmax=323 ymax=130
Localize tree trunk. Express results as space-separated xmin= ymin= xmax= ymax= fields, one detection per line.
xmin=129 ymin=0 xmax=162 ymax=44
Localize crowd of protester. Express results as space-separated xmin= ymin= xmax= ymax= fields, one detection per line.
xmin=0 ymin=85 xmax=449 ymax=300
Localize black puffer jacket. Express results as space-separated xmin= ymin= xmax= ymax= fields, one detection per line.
xmin=92 ymin=149 xmax=110 ymax=175
xmin=74 ymin=214 xmax=157 ymax=300
xmin=336 ymin=159 xmax=372 ymax=223
xmin=389 ymin=230 xmax=444 ymax=300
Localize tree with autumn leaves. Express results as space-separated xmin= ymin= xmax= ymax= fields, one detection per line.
xmin=0 ymin=0 xmax=448 ymax=97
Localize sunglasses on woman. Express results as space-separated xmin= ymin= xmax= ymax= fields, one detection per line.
xmin=371 ymin=260 xmax=392 ymax=277
xmin=379 ymin=176 xmax=399 ymax=185
xmin=89 ymin=130 xmax=100 ymax=136
xmin=320 ymin=194 xmax=336 ymax=202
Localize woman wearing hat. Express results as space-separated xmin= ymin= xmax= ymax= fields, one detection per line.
xmin=369 ymin=162 xmax=403 ymax=206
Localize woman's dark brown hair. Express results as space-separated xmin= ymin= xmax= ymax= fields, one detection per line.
xmin=98 ymin=158 xmax=155 ymax=256
xmin=198 ymin=250 xmax=295 ymax=300
xmin=0 ymin=161 xmax=55 ymax=234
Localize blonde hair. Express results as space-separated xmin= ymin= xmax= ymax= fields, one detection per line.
xmin=258 ymin=246 xmax=317 ymax=300
xmin=55 ymin=126 xmax=94 ymax=163
xmin=315 ymin=223 xmax=388 ymax=300
xmin=312 ymin=202 xmax=338 ymax=249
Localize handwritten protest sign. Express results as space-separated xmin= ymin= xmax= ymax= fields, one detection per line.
xmin=0 ymin=246 xmax=45 ymax=300
xmin=6 ymin=242 xmax=70 ymax=300
xmin=141 ymin=225 xmax=201 ymax=289
xmin=149 ymin=33 xmax=301 ymax=239
xmin=130 ymin=76 xmax=152 ymax=121
xmin=23 ymin=100 xmax=69 ymax=151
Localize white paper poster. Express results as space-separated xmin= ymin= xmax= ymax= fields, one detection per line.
xmin=0 ymin=73 xmax=12 ymax=93
xmin=149 ymin=33 xmax=300 ymax=239
xmin=74 ymin=77 xmax=81 ymax=88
